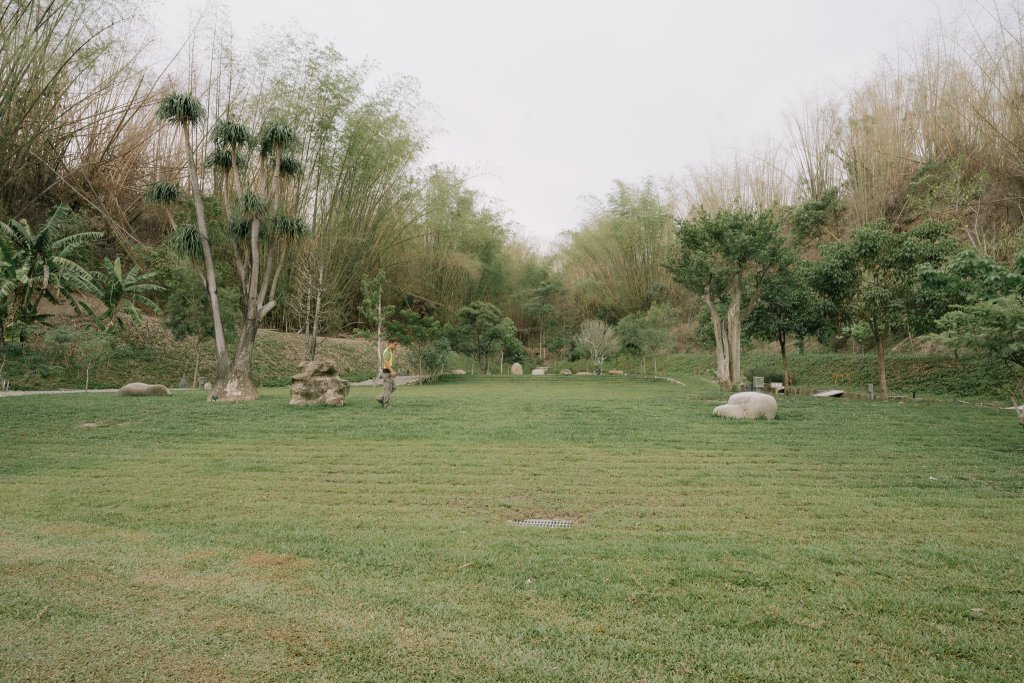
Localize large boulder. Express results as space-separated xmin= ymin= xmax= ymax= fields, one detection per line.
xmin=119 ymin=382 xmax=171 ymax=397
xmin=713 ymin=391 xmax=778 ymax=420
xmin=290 ymin=361 xmax=350 ymax=406
xmin=510 ymin=362 xmax=523 ymax=376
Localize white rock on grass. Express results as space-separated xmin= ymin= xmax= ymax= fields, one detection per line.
xmin=119 ymin=382 xmax=171 ymax=397
xmin=510 ymin=363 xmax=523 ymax=376
xmin=713 ymin=391 xmax=778 ymax=420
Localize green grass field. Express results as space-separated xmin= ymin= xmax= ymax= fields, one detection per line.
xmin=1 ymin=376 xmax=1022 ymax=681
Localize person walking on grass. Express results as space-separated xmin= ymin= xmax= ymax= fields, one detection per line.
xmin=377 ymin=338 xmax=399 ymax=409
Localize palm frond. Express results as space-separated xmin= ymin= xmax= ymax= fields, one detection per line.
xmin=205 ymin=147 xmax=235 ymax=173
xmin=227 ymin=216 xmax=252 ymax=241
xmin=144 ymin=181 xmax=183 ymax=205
xmin=171 ymin=223 xmax=204 ymax=261
xmin=156 ymin=92 xmax=207 ymax=126
xmin=258 ymin=121 xmax=298 ymax=157
xmin=278 ymin=155 xmax=303 ymax=178
xmin=268 ymin=215 xmax=310 ymax=239
xmin=236 ymin=191 xmax=267 ymax=220
xmin=212 ymin=119 xmax=254 ymax=148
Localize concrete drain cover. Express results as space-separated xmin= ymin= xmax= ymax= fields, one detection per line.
xmin=510 ymin=518 xmax=575 ymax=529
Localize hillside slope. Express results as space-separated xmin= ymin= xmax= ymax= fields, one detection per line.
xmin=1 ymin=317 xmax=377 ymax=391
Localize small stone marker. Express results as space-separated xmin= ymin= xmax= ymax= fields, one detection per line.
xmin=290 ymin=360 xmax=350 ymax=406
xmin=177 ymin=376 xmax=188 ymax=389
xmin=119 ymin=382 xmax=171 ymax=397
xmin=531 ymin=367 xmax=547 ymax=376
xmin=510 ymin=362 xmax=523 ymax=376
xmin=451 ymin=369 xmax=467 ymax=375
xmin=560 ymin=369 xmax=573 ymax=375
xmin=203 ymin=382 xmax=213 ymax=390
xmin=607 ymin=370 xmax=625 ymax=376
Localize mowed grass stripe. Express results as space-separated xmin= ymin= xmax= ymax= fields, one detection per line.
xmin=1 ymin=376 xmax=1022 ymax=681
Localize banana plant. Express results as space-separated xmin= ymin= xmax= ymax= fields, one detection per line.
xmin=83 ymin=256 xmax=163 ymax=331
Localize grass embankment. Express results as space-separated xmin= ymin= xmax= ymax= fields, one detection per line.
xmin=1 ymin=319 xmax=377 ymax=390
xmin=611 ymin=351 xmax=1022 ymax=402
xmin=2 ymin=376 xmax=1022 ymax=681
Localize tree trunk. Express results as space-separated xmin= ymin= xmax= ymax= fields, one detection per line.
xmin=704 ymin=294 xmax=731 ymax=388
xmin=211 ymin=317 xmax=260 ymax=402
xmin=779 ymin=330 xmax=790 ymax=388
xmin=181 ymin=125 xmax=230 ymax=383
xmin=193 ymin=337 xmax=201 ymax=388
xmin=875 ymin=334 xmax=889 ymax=400
xmin=726 ymin=278 xmax=743 ymax=388
xmin=306 ymin=265 xmax=324 ymax=362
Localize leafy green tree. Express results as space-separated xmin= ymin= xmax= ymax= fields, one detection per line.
xmin=916 ymin=249 xmax=1024 ymax=331
xmin=937 ymin=296 xmax=1024 ymax=398
xmin=359 ymin=271 xmax=395 ymax=382
xmin=810 ymin=221 xmax=957 ymax=399
xmin=85 ymin=257 xmax=163 ymax=331
xmin=745 ymin=262 xmax=824 ymax=387
xmin=524 ymin=279 xmax=561 ymax=360
xmin=617 ymin=304 xmax=674 ymax=375
xmin=575 ymin=319 xmax=619 ymax=374
xmin=386 ymin=309 xmax=444 ymax=379
xmin=449 ymin=301 xmax=520 ymax=373
xmin=668 ymin=207 xmax=788 ymax=388
xmin=163 ymin=269 xmax=240 ymax=388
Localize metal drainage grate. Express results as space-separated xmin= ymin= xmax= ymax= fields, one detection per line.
xmin=510 ymin=518 xmax=575 ymax=529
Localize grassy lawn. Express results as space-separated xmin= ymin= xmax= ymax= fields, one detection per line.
xmin=1 ymin=376 xmax=1022 ymax=681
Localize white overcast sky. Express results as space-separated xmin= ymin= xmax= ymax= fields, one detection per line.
xmin=153 ymin=0 xmax=973 ymax=250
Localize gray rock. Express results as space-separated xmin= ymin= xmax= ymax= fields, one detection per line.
xmin=510 ymin=362 xmax=523 ymax=376
xmin=203 ymin=382 xmax=213 ymax=390
xmin=531 ymin=367 xmax=547 ymax=376
xmin=713 ymin=391 xmax=778 ymax=420
xmin=177 ymin=377 xmax=189 ymax=389
xmin=119 ymin=382 xmax=171 ymax=397
xmin=576 ymin=371 xmax=595 ymax=376
xmin=607 ymin=370 xmax=625 ymax=376
xmin=451 ymin=369 xmax=467 ymax=375
xmin=290 ymin=360 xmax=350 ymax=406
xmin=560 ymin=369 xmax=573 ymax=375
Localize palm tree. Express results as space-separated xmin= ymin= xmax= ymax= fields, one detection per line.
xmin=156 ymin=92 xmax=230 ymax=383
xmin=157 ymin=95 xmax=309 ymax=401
